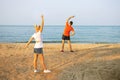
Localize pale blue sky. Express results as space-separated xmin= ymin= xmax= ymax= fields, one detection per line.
xmin=0 ymin=0 xmax=120 ymax=25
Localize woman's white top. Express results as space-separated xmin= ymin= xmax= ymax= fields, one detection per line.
xmin=32 ymin=31 xmax=43 ymax=48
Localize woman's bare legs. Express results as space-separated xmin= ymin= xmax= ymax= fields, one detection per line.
xmin=33 ymin=54 xmax=38 ymax=70
xmin=39 ymin=54 xmax=47 ymax=70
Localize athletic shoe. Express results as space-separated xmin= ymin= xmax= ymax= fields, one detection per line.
xmin=70 ymin=50 xmax=74 ymax=52
xmin=34 ymin=69 xmax=39 ymax=73
xmin=44 ymin=70 xmax=51 ymax=73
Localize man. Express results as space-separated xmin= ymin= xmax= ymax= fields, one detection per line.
xmin=61 ymin=16 xmax=75 ymax=52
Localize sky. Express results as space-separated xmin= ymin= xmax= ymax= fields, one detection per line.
xmin=0 ymin=0 xmax=120 ymax=25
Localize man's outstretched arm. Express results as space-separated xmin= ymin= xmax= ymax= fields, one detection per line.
xmin=66 ymin=16 xmax=75 ymax=23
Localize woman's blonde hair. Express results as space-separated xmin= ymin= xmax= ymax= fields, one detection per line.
xmin=34 ymin=25 xmax=40 ymax=32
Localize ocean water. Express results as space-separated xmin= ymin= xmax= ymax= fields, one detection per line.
xmin=0 ymin=25 xmax=120 ymax=43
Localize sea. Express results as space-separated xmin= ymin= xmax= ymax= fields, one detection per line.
xmin=0 ymin=25 xmax=120 ymax=43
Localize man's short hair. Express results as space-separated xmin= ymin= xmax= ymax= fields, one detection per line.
xmin=70 ymin=21 xmax=73 ymax=25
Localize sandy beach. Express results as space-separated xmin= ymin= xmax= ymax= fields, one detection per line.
xmin=0 ymin=43 xmax=120 ymax=80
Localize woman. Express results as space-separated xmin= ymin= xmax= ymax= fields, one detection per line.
xmin=24 ymin=15 xmax=51 ymax=73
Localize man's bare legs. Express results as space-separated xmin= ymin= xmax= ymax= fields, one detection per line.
xmin=68 ymin=40 xmax=73 ymax=52
xmin=61 ymin=40 xmax=65 ymax=52
xmin=61 ymin=40 xmax=73 ymax=52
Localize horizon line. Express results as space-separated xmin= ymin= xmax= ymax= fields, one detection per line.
xmin=0 ymin=24 xmax=120 ymax=26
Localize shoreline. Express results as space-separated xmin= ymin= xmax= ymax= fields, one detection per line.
xmin=0 ymin=41 xmax=120 ymax=44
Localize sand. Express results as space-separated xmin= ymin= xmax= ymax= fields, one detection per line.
xmin=0 ymin=43 xmax=120 ymax=80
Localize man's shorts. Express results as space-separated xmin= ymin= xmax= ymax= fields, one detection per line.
xmin=34 ymin=48 xmax=43 ymax=54
xmin=62 ymin=35 xmax=70 ymax=40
